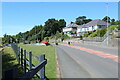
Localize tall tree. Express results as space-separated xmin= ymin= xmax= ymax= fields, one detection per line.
xmin=75 ymin=16 xmax=92 ymax=25
xmin=102 ymin=16 xmax=111 ymax=23
xmin=44 ymin=18 xmax=66 ymax=36
xmin=111 ymin=19 xmax=115 ymax=23
xmin=2 ymin=34 xmax=15 ymax=43
xmin=58 ymin=19 xmax=66 ymax=32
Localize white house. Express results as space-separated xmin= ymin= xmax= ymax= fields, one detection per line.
xmin=77 ymin=19 xmax=109 ymax=36
xmin=63 ymin=22 xmax=79 ymax=36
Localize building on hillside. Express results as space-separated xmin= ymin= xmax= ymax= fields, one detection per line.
xmin=63 ymin=22 xmax=79 ymax=36
xmin=77 ymin=19 xmax=110 ymax=36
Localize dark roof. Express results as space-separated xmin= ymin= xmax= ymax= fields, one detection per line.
xmin=67 ymin=23 xmax=79 ymax=28
xmin=78 ymin=19 xmax=110 ymax=28
xmin=78 ymin=24 xmax=86 ymax=28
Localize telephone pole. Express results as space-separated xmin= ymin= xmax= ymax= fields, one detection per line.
xmin=106 ymin=0 xmax=109 ymax=46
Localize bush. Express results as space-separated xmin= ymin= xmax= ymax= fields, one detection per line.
xmin=83 ymin=33 xmax=89 ymax=37
xmin=63 ymin=34 xmax=71 ymax=39
xmin=99 ymin=28 xmax=107 ymax=37
xmin=109 ymin=25 xmax=120 ymax=31
xmin=112 ymin=35 xmax=120 ymax=38
xmin=89 ymin=28 xmax=107 ymax=37
xmin=89 ymin=32 xmax=97 ymax=37
xmin=79 ymin=35 xmax=83 ymax=40
xmin=44 ymin=37 xmax=49 ymax=41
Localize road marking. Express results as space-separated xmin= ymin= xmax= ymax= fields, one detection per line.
xmin=60 ymin=44 xmax=120 ymax=62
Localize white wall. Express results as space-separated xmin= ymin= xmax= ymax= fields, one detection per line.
xmin=63 ymin=28 xmax=72 ymax=32
xmin=88 ymin=26 xmax=92 ymax=31
xmin=77 ymin=28 xmax=82 ymax=33
xmin=88 ymin=25 xmax=99 ymax=31
xmin=76 ymin=25 xmax=107 ymax=36
xmin=94 ymin=25 xmax=98 ymax=30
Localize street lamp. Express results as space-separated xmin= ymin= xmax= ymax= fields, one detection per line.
xmin=106 ymin=0 xmax=109 ymax=46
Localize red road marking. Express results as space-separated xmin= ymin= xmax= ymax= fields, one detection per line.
xmin=61 ymin=44 xmax=120 ymax=62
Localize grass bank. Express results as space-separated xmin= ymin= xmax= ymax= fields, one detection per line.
xmin=2 ymin=46 xmax=23 ymax=79
xmin=18 ymin=43 xmax=57 ymax=78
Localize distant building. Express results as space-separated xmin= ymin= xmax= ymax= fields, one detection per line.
xmin=77 ymin=19 xmax=110 ymax=36
xmin=63 ymin=19 xmax=109 ymax=37
xmin=63 ymin=22 xmax=79 ymax=36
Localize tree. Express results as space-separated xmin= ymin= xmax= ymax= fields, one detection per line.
xmin=12 ymin=18 xmax=66 ymax=42
xmin=58 ymin=19 xmax=66 ymax=32
xmin=69 ymin=31 xmax=73 ymax=34
xmin=111 ymin=19 xmax=115 ymax=23
xmin=44 ymin=18 xmax=66 ymax=36
xmin=75 ymin=16 xmax=92 ymax=25
xmin=76 ymin=16 xmax=86 ymax=21
xmin=2 ymin=34 xmax=16 ymax=44
xmin=44 ymin=37 xmax=49 ymax=41
xmin=102 ymin=16 xmax=111 ymax=23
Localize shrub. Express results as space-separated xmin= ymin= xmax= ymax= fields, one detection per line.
xmin=89 ymin=28 xmax=107 ymax=37
xmin=83 ymin=33 xmax=89 ymax=37
xmin=79 ymin=35 xmax=83 ymax=40
xmin=109 ymin=25 xmax=120 ymax=31
xmin=89 ymin=32 xmax=97 ymax=37
xmin=44 ymin=37 xmax=49 ymax=41
xmin=99 ymin=28 xmax=107 ymax=37
xmin=112 ymin=35 xmax=120 ymax=38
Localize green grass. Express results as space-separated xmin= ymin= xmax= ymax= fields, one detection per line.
xmin=2 ymin=47 xmax=18 ymax=71
xmin=0 ymin=37 xmax=2 ymax=46
xmin=18 ymin=43 xmax=57 ymax=78
xmin=2 ymin=46 xmax=24 ymax=79
xmin=109 ymin=25 xmax=119 ymax=30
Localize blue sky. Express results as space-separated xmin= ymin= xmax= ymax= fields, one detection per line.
xmin=2 ymin=2 xmax=118 ymax=36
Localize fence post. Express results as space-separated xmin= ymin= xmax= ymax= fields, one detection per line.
xmin=21 ymin=48 xmax=23 ymax=67
xmin=39 ymin=54 xmax=45 ymax=80
xmin=24 ymin=50 xmax=27 ymax=73
xmin=29 ymin=52 xmax=32 ymax=70
xmin=18 ymin=47 xmax=20 ymax=64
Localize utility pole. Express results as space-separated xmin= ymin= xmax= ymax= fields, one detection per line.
xmin=106 ymin=0 xmax=109 ymax=46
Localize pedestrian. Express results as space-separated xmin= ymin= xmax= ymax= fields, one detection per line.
xmin=68 ymin=42 xmax=70 ymax=45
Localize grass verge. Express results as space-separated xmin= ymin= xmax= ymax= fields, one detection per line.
xmin=18 ymin=43 xmax=57 ymax=78
xmin=2 ymin=46 xmax=23 ymax=79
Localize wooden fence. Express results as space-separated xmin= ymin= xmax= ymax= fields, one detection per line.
xmin=10 ymin=44 xmax=47 ymax=80
xmin=0 ymin=48 xmax=3 ymax=80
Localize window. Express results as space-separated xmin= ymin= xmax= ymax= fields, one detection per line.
xmin=99 ymin=26 xmax=102 ymax=28
xmin=92 ymin=26 xmax=94 ymax=29
xmin=87 ymin=28 xmax=89 ymax=31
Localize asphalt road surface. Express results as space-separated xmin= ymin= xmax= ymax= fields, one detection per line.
xmin=54 ymin=43 xmax=118 ymax=78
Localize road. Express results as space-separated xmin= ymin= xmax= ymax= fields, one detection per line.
xmin=54 ymin=43 xmax=118 ymax=78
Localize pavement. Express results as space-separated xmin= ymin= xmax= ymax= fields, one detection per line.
xmin=53 ymin=43 xmax=118 ymax=78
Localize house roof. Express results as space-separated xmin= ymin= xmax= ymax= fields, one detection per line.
xmin=67 ymin=23 xmax=79 ymax=28
xmin=63 ymin=23 xmax=79 ymax=29
xmin=78 ymin=24 xmax=86 ymax=28
xmin=78 ymin=19 xmax=110 ymax=28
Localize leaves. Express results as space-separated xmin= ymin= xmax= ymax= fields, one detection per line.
xmin=75 ymin=16 xmax=92 ymax=25
xmin=3 ymin=18 xmax=66 ymax=43
xmin=102 ymin=16 xmax=111 ymax=23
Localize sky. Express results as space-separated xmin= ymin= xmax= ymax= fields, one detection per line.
xmin=1 ymin=0 xmax=120 ymax=2
xmin=1 ymin=2 xmax=118 ymax=36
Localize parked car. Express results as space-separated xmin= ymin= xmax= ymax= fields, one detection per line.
xmin=42 ymin=41 xmax=50 ymax=46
